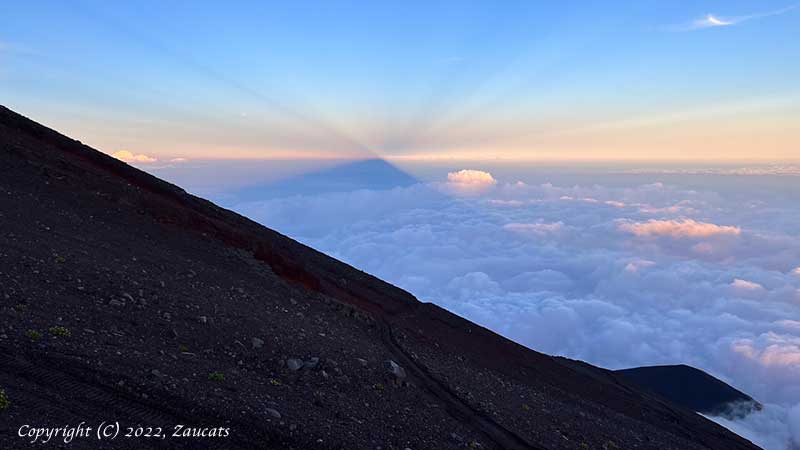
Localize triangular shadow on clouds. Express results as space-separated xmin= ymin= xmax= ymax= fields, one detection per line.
xmin=233 ymin=158 xmax=420 ymax=202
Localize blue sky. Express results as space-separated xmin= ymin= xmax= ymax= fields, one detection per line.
xmin=2 ymin=0 xmax=798 ymax=161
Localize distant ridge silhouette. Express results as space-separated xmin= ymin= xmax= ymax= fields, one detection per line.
xmin=616 ymin=364 xmax=762 ymax=418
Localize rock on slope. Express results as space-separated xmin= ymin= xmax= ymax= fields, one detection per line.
xmin=0 ymin=105 xmax=760 ymax=450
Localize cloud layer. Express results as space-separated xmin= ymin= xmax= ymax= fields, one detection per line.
xmin=232 ymin=170 xmax=800 ymax=449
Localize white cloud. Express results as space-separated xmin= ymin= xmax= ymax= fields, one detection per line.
xmin=709 ymin=403 xmax=800 ymax=450
xmin=693 ymin=14 xmax=734 ymax=29
xmin=733 ymin=333 xmax=800 ymax=368
xmin=618 ymin=219 xmax=741 ymax=239
xmin=790 ymin=404 xmax=800 ymax=446
xmin=487 ymin=199 xmax=526 ymax=207
xmin=504 ymin=221 xmax=564 ymax=236
xmin=777 ymin=320 xmax=800 ymax=330
xmin=672 ymin=4 xmax=800 ymax=31
xmin=441 ymin=169 xmax=497 ymax=196
xmin=731 ymin=278 xmax=765 ymax=291
xmin=791 ymin=267 xmax=800 ymax=276
xmin=447 ymin=169 xmax=497 ymax=185
xmin=112 ymin=150 xmax=157 ymax=164
xmin=624 ymin=259 xmax=656 ymax=273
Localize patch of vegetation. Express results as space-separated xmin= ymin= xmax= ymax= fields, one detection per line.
xmin=268 ymin=378 xmax=282 ymax=386
xmin=54 ymin=255 xmax=66 ymax=264
xmin=178 ymin=344 xmax=189 ymax=353
xmin=208 ymin=372 xmax=225 ymax=382
xmin=0 ymin=389 xmax=9 ymax=411
xmin=25 ymin=329 xmax=42 ymax=341
xmin=13 ymin=304 xmax=26 ymax=313
xmin=372 ymin=383 xmax=385 ymax=391
xmin=49 ymin=326 xmax=71 ymax=337
xmin=521 ymin=403 xmax=530 ymax=411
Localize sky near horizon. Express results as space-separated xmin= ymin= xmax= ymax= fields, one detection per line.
xmin=1 ymin=0 xmax=799 ymax=162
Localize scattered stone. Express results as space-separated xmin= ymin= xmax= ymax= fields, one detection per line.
xmin=357 ymin=358 xmax=368 ymax=367
xmin=386 ymin=360 xmax=406 ymax=380
xmin=304 ymin=357 xmax=320 ymax=369
xmin=197 ymin=315 xmax=208 ymax=324
xmin=265 ymin=408 xmax=282 ymax=419
xmin=251 ymin=337 xmax=264 ymax=349
xmin=108 ymin=299 xmax=124 ymax=307
xmin=287 ymin=359 xmax=303 ymax=371
xmin=121 ymin=292 xmax=134 ymax=302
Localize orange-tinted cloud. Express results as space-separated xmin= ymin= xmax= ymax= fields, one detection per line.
xmin=618 ymin=219 xmax=741 ymax=239
xmin=112 ymin=150 xmax=157 ymax=164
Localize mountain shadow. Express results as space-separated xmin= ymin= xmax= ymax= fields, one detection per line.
xmin=233 ymin=158 xmax=419 ymax=202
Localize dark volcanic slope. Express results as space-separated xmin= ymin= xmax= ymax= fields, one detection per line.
xmin=615 ymin=365 xmax=762 ymax=417
xmin=0 ymin=104 xmax=760 ymax=450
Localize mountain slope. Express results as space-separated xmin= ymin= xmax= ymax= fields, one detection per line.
xmin=0 ymin=105 xmax=760 ymax=450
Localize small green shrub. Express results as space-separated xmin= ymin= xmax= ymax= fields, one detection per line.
xmin=178 ymin=344 xmax=189 ymax=353
xmin=49 ymin=326 xmax=71 ymax=337
xmin=208 ymin=372 xmax=225 ymax=382
xmin=25 ymin=329 xmax=42 ymax=341
xmin=13 ymin=304 xmax=26 ymax=313
xmin=0 ymin=389 xmax=9 ymax=411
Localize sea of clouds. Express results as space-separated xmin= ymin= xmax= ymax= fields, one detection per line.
xmin=229 ymin=167 xmax=800 ymax=450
